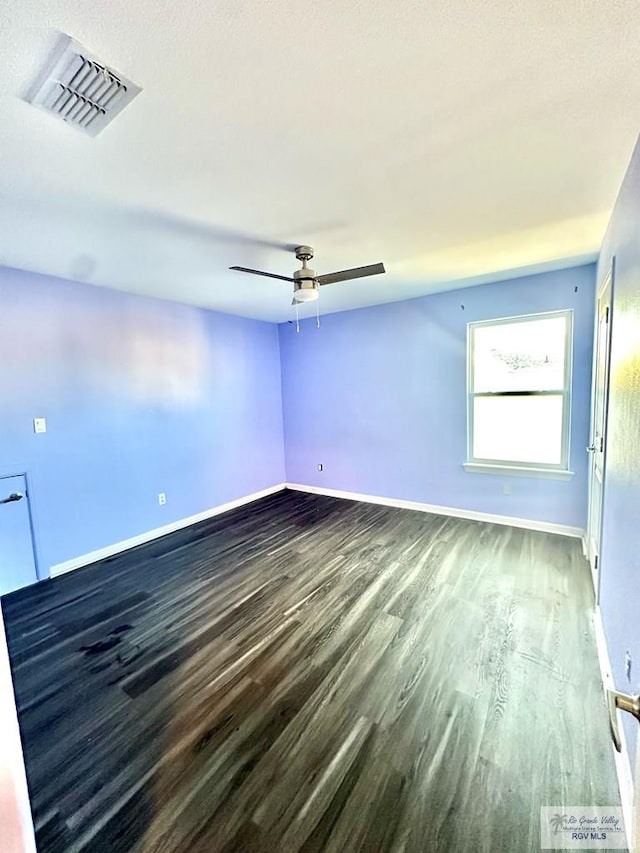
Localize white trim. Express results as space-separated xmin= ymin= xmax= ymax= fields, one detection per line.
xmin=285 ymin=483 xmax=584 ymax=538
xmin=467 ymin=309 xmax=574 ymax=473
xmin=593 ymin=605 xmax=634 ymax=848
xmin=586 ymin=261 xmax=614 ymax=608
xmin=49 ymin=484 xmax=286 ymax=578
xmin=580 ymin=533 xmax=588 ymax=558
xmin=0 ymin=611 xmax=37 ymax=853
xmin=587 ymin=533 xmax=600 ymax=600
xmin=463 ymin=462 xmax=575 ymax=480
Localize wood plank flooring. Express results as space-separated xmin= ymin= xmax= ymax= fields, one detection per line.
xmin=2 ymin=490 xmax=623 ymax=852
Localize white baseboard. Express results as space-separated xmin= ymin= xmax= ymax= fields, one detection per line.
xmin=593 ymin=606 xmax=634 ymax=848
xmin=50 ymin=482 xmax=583 ymax=579
xmin=49 ymin=484 xmax=286 ymax=578
xmin=285 ymin=483 xmax=585 ymax=539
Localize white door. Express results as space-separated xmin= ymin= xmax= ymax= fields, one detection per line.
xmin=0 ymin=474 xmax=38 ymax=596
xmin=587 ymin=267 xmax=613 ymax=600
xmin=0 ymin=609 xmax=37 ymax=852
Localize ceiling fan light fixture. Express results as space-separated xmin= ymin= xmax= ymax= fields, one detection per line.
xmin=293 ymin=285 xmax=319 ymax=302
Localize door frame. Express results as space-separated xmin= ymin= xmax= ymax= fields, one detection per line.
xmin=0 ymin=467 xmax=42 ymax=583
xmin=586 ymin=260 xmax=614 ymax=602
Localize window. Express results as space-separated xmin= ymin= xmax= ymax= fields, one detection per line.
xmin=466 ymin=311 xmax=573 ymax=473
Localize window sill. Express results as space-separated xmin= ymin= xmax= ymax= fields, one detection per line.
xmin=463 ymin=463 xmax=575 ymax=480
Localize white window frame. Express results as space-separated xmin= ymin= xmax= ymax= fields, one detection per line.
xmin=465 ymin=309 xmax=574 ymax=477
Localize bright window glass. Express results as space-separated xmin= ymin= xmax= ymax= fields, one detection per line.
xmin=473 ymin=395 xmax=564 ymax=465
xmin=468 ymin=312 xmax=572 ymax=469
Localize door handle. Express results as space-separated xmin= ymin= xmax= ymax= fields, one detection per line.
xmin=607 ymin=688 xmax=640 ymax=752
xmin=0 ymin=492 xmax=24 ymax=504
xmin=586 ymin=445 xmax=596 ymax=452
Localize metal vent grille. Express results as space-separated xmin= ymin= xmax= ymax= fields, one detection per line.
xmin=28 ymin=35 xmax=141 ymax=137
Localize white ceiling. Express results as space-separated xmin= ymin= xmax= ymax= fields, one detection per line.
xmin=1 ymin=0 xmax=639 ymax=322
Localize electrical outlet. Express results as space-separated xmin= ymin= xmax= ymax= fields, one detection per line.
xmin=317 ymin=463 xmax=323 ymax=472
xmin=33 ymin=417 xmax=47 ymax=434
xmin=502 ymin=482 xmax=511 ymax=495
xmin=158 ymin=492 xmax=167 ymax=505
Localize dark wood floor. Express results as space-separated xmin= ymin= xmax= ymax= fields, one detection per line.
xmin=2 ymin=490 xmax=622 ymax=853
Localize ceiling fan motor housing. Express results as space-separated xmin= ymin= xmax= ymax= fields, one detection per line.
xmin=293 ymin=267 xmax=319 ymax=301
xmin=295 ymin=245 xmax=314 ymax=262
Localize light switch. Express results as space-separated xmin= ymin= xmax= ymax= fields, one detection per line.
xmin=33 ymin=417 xmax=47 ymax=434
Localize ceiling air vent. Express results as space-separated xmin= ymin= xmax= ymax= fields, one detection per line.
xmin=28 ymin=35 xmax=141 ymax=137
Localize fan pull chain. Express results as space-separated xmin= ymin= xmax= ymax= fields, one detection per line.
xmin=295 ymin=301 xmax=300 ymax=333
xmin=316 ymin=300 xmax=320 ymax=329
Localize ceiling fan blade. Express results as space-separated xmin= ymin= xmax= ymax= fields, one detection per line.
xmin=316 ymin=262 xmax=385 ymax=286
xmin=229 ymin=266 xmax=295 ymax=283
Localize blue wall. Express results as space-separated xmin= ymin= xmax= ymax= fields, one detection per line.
xmin=0 ymin=267 xmax=285 ymax=575
xmin=279 ymin=265 xmax=596 ymax=528
xmin=597 ymin=135 xmax=640 ymax=759
xmin=0 ymin=259 xmax=599 ymax=588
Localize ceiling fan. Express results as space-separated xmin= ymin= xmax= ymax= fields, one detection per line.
xmin=230 ymin=245 xmax=385 ymax=304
